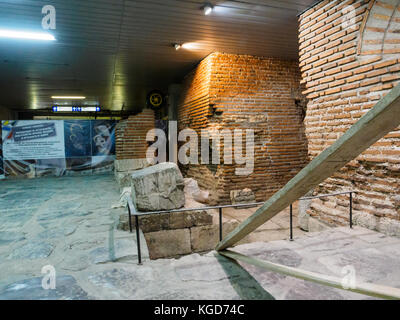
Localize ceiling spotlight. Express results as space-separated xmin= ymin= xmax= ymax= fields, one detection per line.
xmin=174 ymin=43 xmax=181 ymax=50
xmin=203 ymin=4 xmax=213 ymax=15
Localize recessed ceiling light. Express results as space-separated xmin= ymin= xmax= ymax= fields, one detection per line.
xmin=0 ymin=29 xmax=55 ymax=41
xmin=204 ymin=4 xmax=213 ymax=15
xmin=51 ymin=96 xmax=86 ymax=99
xmin=174 ymin=43 xmax=181 ymax=50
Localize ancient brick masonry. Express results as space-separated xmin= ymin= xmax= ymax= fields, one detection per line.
xmin=178 ymin=52 xmax=308 ymax=204
xmin=299 ymin=0 xmax=400 ymax=233
xmin=115 ymin=108 xmax=155 ymax=160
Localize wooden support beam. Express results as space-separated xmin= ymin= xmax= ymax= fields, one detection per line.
xmin=219 ymin=250 xmax=400 ymax=300
xmin=216 ymin=84 xmax=400 ymax=250
xmin=216 ymin=83 xmax=400 ymax=251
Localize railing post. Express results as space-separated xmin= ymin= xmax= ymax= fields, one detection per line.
xmin=219 ymin=207 xmax=223 ymax=241
xmin=350 ymin=192 xmax=353 ymax=229
xmin=289 ymin=204 xmax=293 ymax=241
xmin=128 ymin=205 xmax=133 ymax=233
xmin=135 ymin=215 xmax=142 ymax=265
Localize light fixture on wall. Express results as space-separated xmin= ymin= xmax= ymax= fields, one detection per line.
xmin=173 ymin=43 xmax=181 ymax=50
xmin=51 ymin=96 xmax=86 ymax=99
xmin=203 ymin=3 xmax=213 ymax=15
xmin=0 ymin=29 xmax=55 ymax=41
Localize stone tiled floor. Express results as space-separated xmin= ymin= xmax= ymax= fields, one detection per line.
xmin=1 ymin=175 xmax=400 ymax=300
xmin=218 ymin=202 xmax=307 ymax=245
xmin=0 ymin=174 xmax=148 ymax=299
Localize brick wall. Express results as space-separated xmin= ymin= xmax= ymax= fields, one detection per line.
xmin=299 ymin=0 xmax=400 ymax=232
xmin=115 ymin=108 xmax=155 ymax=160
xmin=178 ymin=52 xmax=308 ymax=204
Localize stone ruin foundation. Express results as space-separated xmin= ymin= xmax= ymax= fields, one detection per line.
xmin=117 ymin=162 xmax=239 ymax=259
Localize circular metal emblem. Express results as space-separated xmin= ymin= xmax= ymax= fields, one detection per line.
xmin=149 ymin=92 xmax=163 ymax=108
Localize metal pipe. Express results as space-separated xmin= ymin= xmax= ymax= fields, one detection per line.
xmin=219 ymin=249 xmax=400 ymax=300
xmin=289 ymin=204 xmax=293 ymax=241
xmin=219 ymin=207 xmax=223 ymax=241
xmin=128 ymin=205 xmax=133 ymax=233
xmin=134 ymin=202 xmax=265 ymax=216
xmin=131 ymin=191 xmax=356 ymax=217
xmin=135 ymin=215 xmax=142 ymax=265
xmin=299 ymin=191 xmax=356 ymax=201
xmin=350 ymin=192 xmax=353 ymax=229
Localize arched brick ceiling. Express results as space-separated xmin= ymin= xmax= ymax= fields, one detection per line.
xmin=359 ymin=0 xmax=400 ymax=57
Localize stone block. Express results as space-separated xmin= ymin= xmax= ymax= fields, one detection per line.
xmin=139 ymin=214 xmax=170 ymax=233
xmin=353 ymin=213 xmax=400 ymax=237
xmin=230 ymin=188 xmax=256 ymax=205
xmin=131 ymin=162 xmax=185 ymax=211
xmin=169 ymin=210 xmax=213 ymax=230
xmin=353 ymin=211 xmax=378 ymax=231
xmin=114 ymin=171 xmax=132 ymax=190
xmin=184 ymin=178 xmax=210 ymax=204
xmin=377 ymin=217 xmax=400 ymax=237
xmin=308 ymin=216 xmax=329 ymax=232
xmin=190 ymin=220 xmax=240 ymax=253
xmin=144 ymin=229 xmax=191 ymax=259
xmin=114 ymin=159 xmax=151 ymax=191
xmin=114 ymin=159 xmax=150 ymax=172
xmin=298 ymin=192 xmax=313 ymax=231
xmin=118 ymin=210 xmax=213 ymax=233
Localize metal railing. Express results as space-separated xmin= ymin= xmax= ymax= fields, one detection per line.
xmin=126 ymin=191 xmax=356 ymax=264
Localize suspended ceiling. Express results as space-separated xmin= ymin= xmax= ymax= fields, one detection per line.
xmin=0 ymin=0 xmax=317 ymax=113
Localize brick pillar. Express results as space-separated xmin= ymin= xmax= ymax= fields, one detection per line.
xmin=115 ymin=108 xmax=155 ymax=160
xmin=299 ymin=0 xmax=400 ymax=234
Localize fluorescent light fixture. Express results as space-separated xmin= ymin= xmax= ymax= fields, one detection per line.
xmin=52 ymin=106 xmax=101 ymax=112
xmin=174 ymin=43 xmax=181 ymax=50
xmin=204 ymin=4 xmax=213 ymax=15
xmin=181 ymin=42 xmax=203 ymax=50
xmin=51 ymin=96 xmax=86 ymax=99
xmin=0 ymin=29 xmax=55 ymax=41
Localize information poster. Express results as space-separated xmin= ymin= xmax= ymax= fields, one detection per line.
xmin=0 ymin=120 xmax=116 ymax=179
xmin=2 ymin=120 xmax=65 ymax=160
xmin=0 ymin=124 xmax=4 ymax=179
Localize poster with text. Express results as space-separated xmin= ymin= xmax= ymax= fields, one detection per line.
xmin=2 ymin=120 xmax=65 ymax=160
xmin=0 ymin=124 xmax=4 ymax=179
xmin=1 ymin=120 xmax=116 ymax=179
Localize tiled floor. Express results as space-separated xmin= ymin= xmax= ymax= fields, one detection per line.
xmin=218 ymin=202 xmax=307 ymax=244
xmin=1 ymin=174 xmax=399 ymax=300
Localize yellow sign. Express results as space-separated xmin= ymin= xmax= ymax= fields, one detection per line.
xmin=149 ymin=92 xmax=163 ymax=108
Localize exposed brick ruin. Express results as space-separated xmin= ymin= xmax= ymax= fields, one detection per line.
xmin=178 ymin=52 xmax=308 ymax=204
xmin=299 ymin=0 xmax=400 ymax=233
xmin=115 ymin=108 xmax=155 ymax=160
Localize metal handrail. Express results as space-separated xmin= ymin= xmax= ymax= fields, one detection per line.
xmin=126 ymin=190 xmax=356 ymax=264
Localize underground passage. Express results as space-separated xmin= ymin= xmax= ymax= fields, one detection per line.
xmin=1 ymin=0 xmax=400 ymax=305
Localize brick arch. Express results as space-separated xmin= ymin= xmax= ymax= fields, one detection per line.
xmin=358 ymin=0 xmax=400 ymax=57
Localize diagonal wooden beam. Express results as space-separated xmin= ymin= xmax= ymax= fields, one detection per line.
xmin=216 ymin=83 xmax=400 ymax=251
xmin=219 ymin=250 xmax=400 ymax=300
